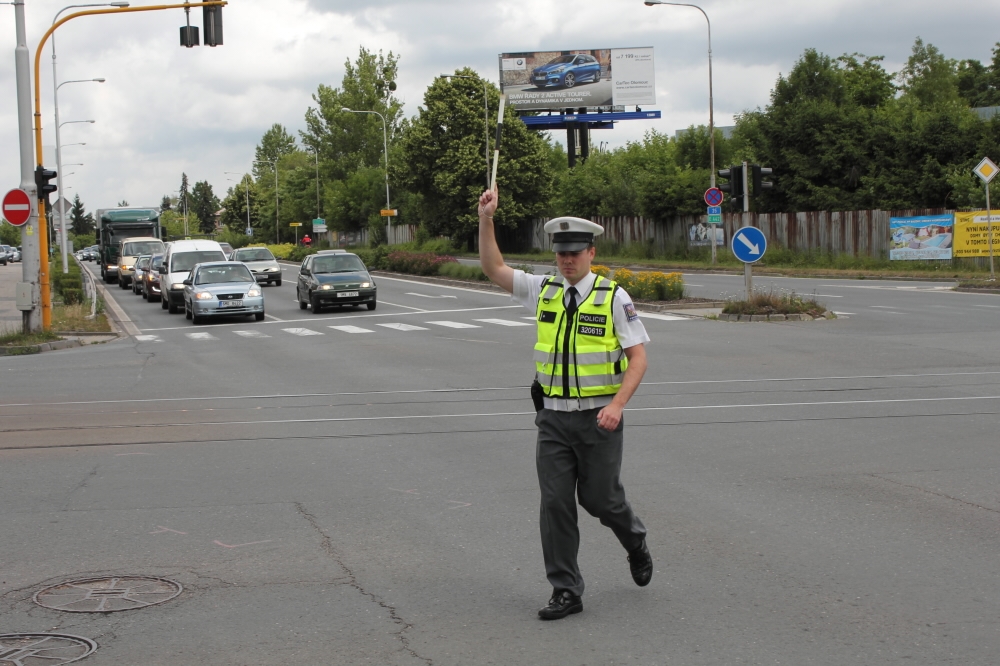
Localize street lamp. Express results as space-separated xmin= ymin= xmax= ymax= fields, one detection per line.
xmin=341 ymin=107 xmax=390 ymax=244
xmin=253 ymin=159 xmax=279 ymax=244
xmin=51 ymin=0 xmax=127 ymax=272
xmin=440 ymin=73 xmax=490 ymax=189
xmin=54 ymin=78 xmax=101 ymax=273
xmin=225 ymin=172 xmax=252 ymax=236
xmin=644 ymin=0 xmax=717 ymax=263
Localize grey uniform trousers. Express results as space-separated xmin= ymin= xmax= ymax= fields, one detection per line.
xmin=535 ymin=407 xmax=647 ymax=597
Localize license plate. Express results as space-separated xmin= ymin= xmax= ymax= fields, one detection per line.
xmin=218 ymin=300 xmax=243 ymax=308
xmin=337 ymin=291 xmax=359 ymax=298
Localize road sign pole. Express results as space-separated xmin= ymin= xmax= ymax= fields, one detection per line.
xmin=988 ymin=182 xmax=995 ymax=281
xmin=710 ymin=216 xmax=717 ymax=264
xmin=14 ymin=0 xmax=41 ymax=332
xmin=745 ymin=261 xmax=752 ymax=300
xmin=743 ymin=161 xmax=751 ymax=296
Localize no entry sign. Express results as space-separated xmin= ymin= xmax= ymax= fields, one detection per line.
xmin=2 ymin=188 xmax=31 ymax=227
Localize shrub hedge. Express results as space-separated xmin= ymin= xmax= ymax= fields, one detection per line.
xmin=385 ymin=251 xmax=457 ymax=275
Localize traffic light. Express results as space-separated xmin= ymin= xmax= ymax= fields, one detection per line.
xmin=203 ymin=4 xmax=223 ymax=46
xmin=718 ymin=164 xmax=744 ymax=204
xmin=180 ymin=25 xmax=199 ymax=47
xmin=35 ymin=166 xmax=57 ymax=203
xmin=752 ymin=165 xmax=774 ymax=196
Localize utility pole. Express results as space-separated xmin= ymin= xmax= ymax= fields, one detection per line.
xmin=742 ymin=160 xmax=751 ymax=298
xmin=14 ymin=0 xmax=41 ymax=332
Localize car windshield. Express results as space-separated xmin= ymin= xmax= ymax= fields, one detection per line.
xmin=150 ymin=254 xmax=165 ymax=270
xmin=136 ymin=256 xmax=150 ymax=269
xmin=195 ymin=265 xmax=254 ymax=285
xmin=547 ymin=55 xmax=576 ymax=65
xmin=235 ymin=248 xmax=275 ymax=261
xmin=123 ymin=241 xmax=164 ymax=256
xmin=312 ymin=255 xmax=365 ymax=273
xmin=171 ymin=250 xmax=226 ymax=272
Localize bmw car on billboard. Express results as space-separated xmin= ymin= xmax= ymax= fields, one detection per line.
xmin=500 ymin=47 xmax=655 ymax=112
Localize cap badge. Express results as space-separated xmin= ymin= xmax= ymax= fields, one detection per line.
xmin=559 ymin=222 xmax=569 ymax=230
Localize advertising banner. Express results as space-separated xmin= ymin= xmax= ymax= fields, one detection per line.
xmin=889 ymin=214 xmax=954 ymax=260
xmin=953 ymin=211 xmax=1000 ymax=257
xmin=688 ymin=222 xmax=725 ymax=247
xmin=500 ymin=47 xmax=655 ymax=112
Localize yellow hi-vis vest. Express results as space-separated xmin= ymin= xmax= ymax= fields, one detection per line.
xmin=534 ymin=275 xmax=627 ymax=399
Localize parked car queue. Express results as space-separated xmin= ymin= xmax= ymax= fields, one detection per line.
xmin=111 ymin=241 xmax=378 ymax=325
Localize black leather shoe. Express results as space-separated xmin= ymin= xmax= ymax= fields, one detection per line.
xmin=628 ymin=539 xmax=653 ymax=587
xmin=538 ymin=590 xmax=583 ymax=620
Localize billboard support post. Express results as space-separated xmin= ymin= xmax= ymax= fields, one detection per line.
xmin=987 ymin=181 xmax=995 ymax=280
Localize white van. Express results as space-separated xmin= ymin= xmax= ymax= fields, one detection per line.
xmin=159 ymin=239 xmax=227 ymax=313
xmin=116 ymin=237 xmax=166 ymax=289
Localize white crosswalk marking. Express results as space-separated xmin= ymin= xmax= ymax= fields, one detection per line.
xmin=282 ymin=328 xmax=323 ymax=336
xmin=329 ymin=325 xmax=374 ymax=334
xmin=424 ymin=321 xmax=481 ymax=329
xmin=378 ymin=323 xmax=429 ymax=331
xmin=521 ymin=316 xmax=537 ymax=321
xmin=473 ymin=318 xmax=532 ymax=327
xmin=233 ymin=330 xmax=271 ymax=338
xmin=186 ymin=332 xmax=218 ymax=340
xmin=638 ymin=312 xmax=689 ymax=321
xmin=135 ymin=335 xmax=161 ymax=342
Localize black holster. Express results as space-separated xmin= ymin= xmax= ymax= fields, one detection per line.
xmin=531 ymin=379 xmax=545 ymax=412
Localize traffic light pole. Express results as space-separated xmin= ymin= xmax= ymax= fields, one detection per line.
xmin=13 ymin=0 xmax=41 ymax=332
xmin=31 ymin=1 xmax=228 ymax=329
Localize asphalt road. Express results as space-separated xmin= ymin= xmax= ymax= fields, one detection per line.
xmin=2 ymin=258 xmax=1000 ymax=665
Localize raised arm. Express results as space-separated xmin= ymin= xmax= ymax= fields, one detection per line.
xmin=478 ymin=189 xmax=515 ymax=294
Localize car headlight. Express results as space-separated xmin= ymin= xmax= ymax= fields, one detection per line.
xmin=552 ymin=67 xmax=565 ymax=73
xmin=107 ymin=264 xmax=116 ymax=269
xmin=196 ymin=291 xmax=213 ymax=300
xmin=361 ymin=282 xmax=370 ymax=288
xmin=321 ymin=284 xmax=332 ymax=290
xmin=171 ymin=283 xmax=186 ymax=290
xmin=247 ymin=288 xmax=261 ymax=297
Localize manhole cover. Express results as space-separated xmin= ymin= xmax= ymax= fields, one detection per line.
xmin=0 ymin=633 xmax=97 ymax=665
xmin=33 ymin=576 xmax=182 ymax=613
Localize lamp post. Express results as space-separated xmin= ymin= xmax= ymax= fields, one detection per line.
xmin=341 ymin=108 xmax=390 ymax=244
xmin=644 ymin=0 xmax=717 ymax=263
xmin=55 ymin=85 xmax=100 ymax=273
xmin=440 ymin=73 xmax=490 ymax=189
xmin=253 ymin=159 xmax=279 ymax=244
xmin=51 ymin=1 xmax=127 ymax=271
xmin=225 ymin=172 xmax=252 ymax=236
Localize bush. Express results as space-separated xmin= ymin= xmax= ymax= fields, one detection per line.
xmin=439 ymin=262 xmax=488 ymax=281
xmin=591 ymin=264 xmax=611 ymax=278
xmin=249 ymin=243 xmax=295 ymax=260
xmin=420 ymin=238 xmax=457 ymax=254
xmin=354 ymin=245 xmax=389 ymax=270
xmin=62 ymin=288 xmax=83 ymax=305
xmin=289 ymin=245 xmax=319 ymax=262
xmin=722 ymin=289 xmax=826 ymax=316
xmin=385 ymin=251 xmax=457 ymax=276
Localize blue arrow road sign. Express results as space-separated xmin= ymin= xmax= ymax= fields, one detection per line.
xmin=731 ymin=226 xmax=767 ymax=263
xmin=707 ymin=206 xmax=721 ymax=215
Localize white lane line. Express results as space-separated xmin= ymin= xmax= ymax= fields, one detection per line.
xmin=329 ymin=325 xmax=374 ymax=334
xmin=833 ymin=311 xmax=856 ymax=316
xmin=264 ymin=314 xmax=284 ymax=321
xmin=372 ymin=274 xmax=511 ymax=296
xmin=378 ymin=300 xmax=429 ymax=312
xmin=186 ymin=332 xmax=218 ymax=340
xmin=141 ymin=305 xmax=521 ymax=332
xmin=135 ymin=335 xmax=161 ymax=342
xmin=406 ymin=292 xmax=458 ymax=299
xmin=425 ymin=321 xmax=481 ymax=329
xmin=522 ymin=316 xmax=537 ymax=320
xmin=57 ymin=394 xmax=1000 ymax=431
xmin=282 ymin=328 xmax=323 ymax=336
xmin=378 ymin=322 xmax=429 ymax=331
xmin=870 ymin=306 xmax=902 ymax=309
xmin=11 ymin=370 xmax=1000 ymax=409
xmin=474 ymin=318 xmax=532 ymax=327
xmin=639 ymin=312 xmax=690 ymax=321
xmin=233 ymin=330 xmax=271 ymax=338
xmin=812 ymin=294 xmax=843 ymax=298
xmin=972 ymin=304 xmax=1000 ymax=308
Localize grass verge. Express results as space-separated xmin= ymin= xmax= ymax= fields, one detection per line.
xmin=51 ymin=303 xmax=112 ymax=333
xmin=722 ymin=289 xmax=828 ymax=317
xmin=0 ymin=327 xmax=60 ymax=348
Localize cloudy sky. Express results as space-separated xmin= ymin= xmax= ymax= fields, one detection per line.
xmin=3 ymin=0 xmax=1000 ymax=213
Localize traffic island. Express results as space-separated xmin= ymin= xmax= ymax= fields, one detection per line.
xmin=716 ymin=311 xmax=837 ymax=322
xmin=954 ymin=280 xmax=1000 ymax=295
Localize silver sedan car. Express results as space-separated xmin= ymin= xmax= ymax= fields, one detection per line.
xmin=182 ymin=261 xmax=265 ymax=324
xmin=231 ymin=246 xmax=282 ymax=286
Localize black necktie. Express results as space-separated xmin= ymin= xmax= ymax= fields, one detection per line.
xmin=566 ymin=286 xmax=579 ymax=317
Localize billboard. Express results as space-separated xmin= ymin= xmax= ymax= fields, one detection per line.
xmin=499 ymin=47 xmax=655 ymax=112
xmin=688 ymin=222 xmax=725 ymax=247
xmin=889 ymin=214 xmax=954 ymax=260
xmin=953 ymin=211 xmax=1000 ymax=257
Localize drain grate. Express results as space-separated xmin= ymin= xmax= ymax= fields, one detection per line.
xmin=33 ymin=576 xmax=182 ymax=613
xmin=0 ymin=633 xmax=97 ymax=665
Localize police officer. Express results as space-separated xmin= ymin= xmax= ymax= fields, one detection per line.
xmin=477 ymin=188 xmax=653 ymax=621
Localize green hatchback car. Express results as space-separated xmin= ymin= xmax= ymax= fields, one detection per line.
xmin=296 ymin=251 xmax=377 ymax=314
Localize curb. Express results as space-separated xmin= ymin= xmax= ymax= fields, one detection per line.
xmin=715 ymin=311 xmax=837 ymax=322
xmin=954 ymin=287 xmax=1000 ymax=295
xmin=0 ymin=339 xmax=82 ymax=356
